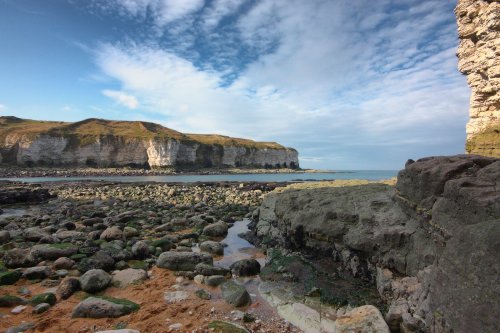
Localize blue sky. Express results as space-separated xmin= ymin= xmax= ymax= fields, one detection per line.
xmin=0 ymin=0 xmax=469 ymax=169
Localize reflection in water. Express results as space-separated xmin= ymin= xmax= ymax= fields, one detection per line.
xmin=215 ymin=219 xmax=265 ymax=269
xmin=0 ymin=208 xmax=29 ymax=220
xmin=192 ymin=219 xmax=265 ymax=269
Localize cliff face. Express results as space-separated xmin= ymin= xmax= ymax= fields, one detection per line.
xmin=0 ymin=117 xmax=299 ymax=169
xmin=255 ymin=155 xmax=499 ymax=333
xmin=456 ymin=0 xmax=500 ymax=157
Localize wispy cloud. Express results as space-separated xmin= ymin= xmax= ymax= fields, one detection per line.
xmin=0 ymin=104 xmax=6 ymax=112
xmin=102 ymin=89 xmax=139 ymax=109
xmin=87 ymin=0 xmax=467 ymax=169
xmin=91 ymin=0 xmax=204 ymax=26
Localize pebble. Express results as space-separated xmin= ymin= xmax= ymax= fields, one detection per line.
xmin=11 ymin=305 xmax=27 ymax=314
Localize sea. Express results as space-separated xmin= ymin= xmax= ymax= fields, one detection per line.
xmin=0 ymin=170 xmax=398 ymax=183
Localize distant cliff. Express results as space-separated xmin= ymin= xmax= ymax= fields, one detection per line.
xmin=0 ymin=117 xmax=299 ymax=169
xmin=456 ymin=0 xmax=500 ymax=157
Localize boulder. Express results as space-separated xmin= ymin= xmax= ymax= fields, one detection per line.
xmin=0 ymin=295 xmax=27 ymax=307
xmin=157 ymin=252 xmax=213 ymax=271
xmin=80 ymin=269 xmax=112 ymax=293
xmin=77 ymin=251 xmax=115 ymax=272
xmin=57 ymin=277 xmax=81 ymax=300
xmin=72 ymin=296 xmax=139 ymax=318
xmin=22 ymin=266 xmax=53 ymax=280
xmin=29 ymin=293 xmax=56 ymax=306
xmin=220 ymin=281 xmax=251 ymax=307
xmin=230 ymin=259 xmax=261 ymax=276
xmin=31 ymin=244 xmax=78 ymax=261
xmin=199 ymin=241 xmax=224 ymax=255
xmin=4 ymin=248 xmax=36 ymax=268
xmin=5 ymin=323 xmax=35 ymax=333
xmin=0 ymin=230 xmax=10 ymax=244
xmin=202 ymin=221 xmax=228 ymax=237
xmin=205 ymin=275 xmax=226 ymax=287
xmin=0 ymin=270 xmax=22 ymax=285
xmin=164 ymin=291 xmax=189 ymax=303
xmin=32 ymin=303 xmax=51 ymax=314
xmin=53 ymin=257 xmax=75 ymax=270
xmin=195 ymin=263 xmax=229 ymax=276
xmin=100 ymin=226 xmax=123 ymax=241
xmin=23 ymin=227 xmax=49 ymax=242
xmin=131 ymin=241 xmax=149 ymax=259
xmin=112 ymin=268 xmax=147 ymax=288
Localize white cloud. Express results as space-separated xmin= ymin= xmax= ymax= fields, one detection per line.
xmin=95 ymin=0 xmax=204 ymax=26
xmin=0 ymin=104 xmax=6 ymax=112
xmin=201 ymin=0 xmax=246 ymax=30
xmin=102 ymin=89 xmax=139 ymax=109
xmin=91 ymin=0 xmax=468 ymax=169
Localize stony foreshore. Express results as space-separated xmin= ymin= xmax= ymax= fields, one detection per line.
xmin=1 ymin=155 xmax=497 ymax=333
xmin=0 ymin=181 xmax=295 ymax=332
xmin=0 ymin=167 xmax=328 ymax=178
xmin=0 ymin=178 xmax=396 ymax=333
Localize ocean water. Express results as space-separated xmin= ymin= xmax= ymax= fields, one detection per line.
xmin=0 ymin=170 xmax=398 ymax=183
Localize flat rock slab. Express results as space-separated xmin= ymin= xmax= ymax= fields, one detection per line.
xmin=164 ymin=291 xmax=189 ymax=303
xmin=335 ymin=305 xmax=389 ymax=333
xmin=72 ymin=296 xmax=140 ymax=318
xmin=31 ymin=244 xmax=78 ymax=261
xmin=112 ymin=268 xmax=147 ymax=288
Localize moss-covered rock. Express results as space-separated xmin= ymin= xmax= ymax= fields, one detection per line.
xmin=30 ymin=292 xmax=57 ymax=306
xmin=0 ymin=295 xmax=27 ymax=307
xmin=0 ymin=270 xmax=22 ymax=285
xmin=207 ymin=321 xmax=250 ymax=333
xmin=128 ymin=260 xmax=148 ymax=270
xmin=72 ymin=295 xmax=140 ymax=318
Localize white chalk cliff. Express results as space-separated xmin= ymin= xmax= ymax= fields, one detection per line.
xmin=0 ymin=117 xmax=299 ymax=169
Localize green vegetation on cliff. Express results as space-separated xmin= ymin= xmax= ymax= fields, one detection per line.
xmin=0 ymin=116 xmax=289 ymax=150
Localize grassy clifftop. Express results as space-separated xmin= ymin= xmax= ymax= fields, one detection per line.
xmin=0 ymin=116 xmax=290 ymax=150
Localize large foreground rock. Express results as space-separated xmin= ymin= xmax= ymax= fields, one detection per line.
xmin=255 ymin=155 xmax=499 ymax=333
xmin=156 ymin=251 xmax=213 ymax=271
xmin=72 ymin=296 xmax=139 ymax=318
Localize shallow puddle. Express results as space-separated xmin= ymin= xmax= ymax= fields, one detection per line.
xmin=215 ymin=219 xmax=266 ymax=269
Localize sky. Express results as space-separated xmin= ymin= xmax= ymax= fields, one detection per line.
xmin=0 ymin=0 xmax=469 ymax=170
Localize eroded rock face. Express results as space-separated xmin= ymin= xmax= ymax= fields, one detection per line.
xmin=0 ymin=117 xmax=299 ymax=168
xmin=255 ymin=155 xmax=499 ymax=333
xmin=456 ymin=0 xmax=500 ymax=157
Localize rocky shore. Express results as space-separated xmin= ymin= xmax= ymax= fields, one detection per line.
xmin=0 ymin=180 xmax=325 ymax=333
xmin=0 ymin=166 xmax=323 ymax=179
xmin=0 ymin=155 xmax=497 ymax=333
xmin=251 ymin=155 xmax=499 ymax=333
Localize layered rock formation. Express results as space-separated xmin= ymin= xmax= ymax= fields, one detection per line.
xmin=456 ymin=0 xmax=500 ymax=157
xmin=0 ymin=117 xmax=299 ymax=169
xmin=254 ymin=155 xmax=499 ymax=333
